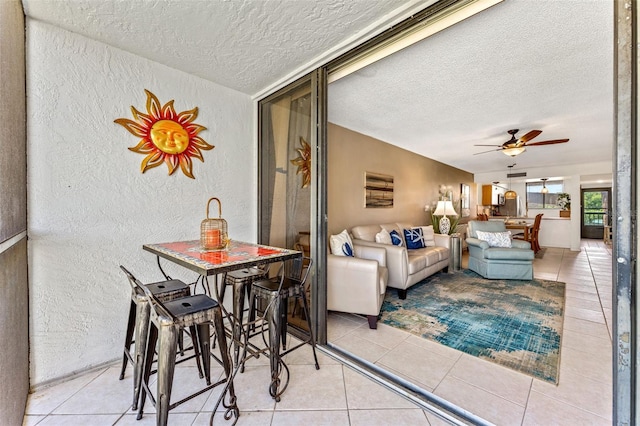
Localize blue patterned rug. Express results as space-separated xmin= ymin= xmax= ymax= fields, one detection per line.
xmin=380 ymin=270 xmax=565 ymax=384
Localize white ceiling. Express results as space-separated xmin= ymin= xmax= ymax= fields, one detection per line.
xmin=22 ymin=0 xmax=614 ymax=177
xmin=21 ymin=0 xmax=409 ymax=94
xmin=328 ymin=0 xmax=614 ymax=176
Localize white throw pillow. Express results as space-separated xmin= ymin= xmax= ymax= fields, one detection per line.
xmin=476 ymin=230 xmax=512 ymax=248
xmin=330 ymin=229 xmax=355 ymax=256
xmin=420 ymin=225 xmax=436 ymax=247
xmin=375 ymin=228 xmax=392 ymax=244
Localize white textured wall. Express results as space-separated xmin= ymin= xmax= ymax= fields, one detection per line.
xmin=27 ymin=20 xmax=255 ymax=385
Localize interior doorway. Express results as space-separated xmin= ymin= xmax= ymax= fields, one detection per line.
xmin=581 ymin=187 xmax=611 ymax=239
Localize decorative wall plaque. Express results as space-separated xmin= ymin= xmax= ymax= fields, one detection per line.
xmin=290 ymin=136 xmax=311 ymax=189
xmin=364 ymin=172 xmax=394 ymax=208
xmin=115 ymin=89 xmax=213 ymax=179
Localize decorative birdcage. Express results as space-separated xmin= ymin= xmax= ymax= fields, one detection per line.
xmin=200 ymin=197 xmax=228 ymax=251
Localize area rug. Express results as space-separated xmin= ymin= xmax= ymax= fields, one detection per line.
xmin=380 ymin=270 xmax=565 ymax=384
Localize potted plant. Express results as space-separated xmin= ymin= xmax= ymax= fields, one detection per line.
xmin=558 ymin=193 xmax=571 ymax=217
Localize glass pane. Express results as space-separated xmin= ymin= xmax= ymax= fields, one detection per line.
xmin=526 ymin=181 xmax=564 ymax=208
xmin=258 ymin=78 xmax=312 ymax=332
xmin=583 ymin=190 xmax=608 ymax=226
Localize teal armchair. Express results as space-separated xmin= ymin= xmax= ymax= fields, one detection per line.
xmin=466 ymin=220 xmax=534 ymax=280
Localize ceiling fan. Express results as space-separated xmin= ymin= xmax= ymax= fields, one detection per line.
xmin=474 ymin=129 xmax=570 ymax=157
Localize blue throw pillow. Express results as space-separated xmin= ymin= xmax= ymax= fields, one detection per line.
xmin=403 ymin=228 xmax=426 ymax=250
xmin=390 ymin=229 xmax=404 ymax=246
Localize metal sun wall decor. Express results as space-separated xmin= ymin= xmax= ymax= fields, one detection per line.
xmin=115 ymin=89 xmax=213 ymax=179
xmin=290 ymin=136 xmax=311 ymax=189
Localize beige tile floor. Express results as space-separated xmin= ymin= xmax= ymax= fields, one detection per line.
xmin=330 ymin=240 xmax=613 ymax=425
xmin=23 ymin=240 xmax=612 ymax=426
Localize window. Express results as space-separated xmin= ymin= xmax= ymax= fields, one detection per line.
xmin=526 ymin=180 xmax=564 ymax=208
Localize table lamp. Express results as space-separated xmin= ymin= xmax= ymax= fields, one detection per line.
xmin=433 ymin=200 xmax=458 ymax=235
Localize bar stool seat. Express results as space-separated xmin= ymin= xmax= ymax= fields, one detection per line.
xmin=119 ymin=268 xmax=190 ymax=411
xmin=219 ymin=266 xmax=268 ymax=308
xmin=127 ymin=268 xmax=238 ymax=425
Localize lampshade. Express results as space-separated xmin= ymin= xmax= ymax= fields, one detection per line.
xmin=502 ymin=147 xmax=526 ymax=157
xmin=433 ymin=200 xmax=458 ymax=216
xmin=504 ymin=190 xmax=517 ymax=200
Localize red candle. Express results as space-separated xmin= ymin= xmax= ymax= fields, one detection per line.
xmin=206 ymin=229 xmax=221 ymax=247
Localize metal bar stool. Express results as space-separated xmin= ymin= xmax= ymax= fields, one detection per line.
xmin=119 ymin=267 xmax=191 ymax=410
xmin=245 ymin=257 xmax=319 ymax=401
xmin=129 ymin=268 xmax=238 ymax=425
xmin=219 ymin=266 xmax=268 ymax=365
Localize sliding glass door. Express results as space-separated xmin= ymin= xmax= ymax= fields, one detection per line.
xmin=257 ymin=72 xmax=327 ymax=340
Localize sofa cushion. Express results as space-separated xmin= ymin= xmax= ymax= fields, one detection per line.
xmin=390 ymin=229 xmax=404 ymax=246
xmin=403 ymin=228 xmax=426 ymax=249
xmin=407 ymin=253 xmax=426 ymax=275
xmin=351 ymin=224 xmax=382 ymax=242
xmin=432 ymin=246 xmax=450 ymax=262
xmin=484 ymin=247 xmax=535 ymax=261
xmin=476 ymin=230 xmax=512 ymax=248
xmin=411 ymin=246 xmax=449 ymax=264
xmin=375 ymin=228 xmax=392 ymax=245
xmin=330 ymin=229 xmax=354 ymax=257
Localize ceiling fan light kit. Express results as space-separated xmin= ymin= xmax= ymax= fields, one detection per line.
xmin=474 ymin=129 xmax=569 ymax=156
xmin=502 ymin=146 xmax=526 ymax=157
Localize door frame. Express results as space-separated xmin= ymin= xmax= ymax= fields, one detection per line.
xmin=580 ymin=187 xmax=611 ymax=239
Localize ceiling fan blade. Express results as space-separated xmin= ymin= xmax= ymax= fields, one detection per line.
xmin=474 ymin=144 xmax=502 ymax=147
xmin=473 ymin=148 xmax=502 ymax=155
xmin=525 ymin=138 xmax=570 ymax=146
xmin=518 ymin=130 xmax=542 ymax=143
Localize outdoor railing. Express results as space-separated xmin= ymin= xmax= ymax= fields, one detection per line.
xmin=584 ymin=211 xmax=606 ymax=226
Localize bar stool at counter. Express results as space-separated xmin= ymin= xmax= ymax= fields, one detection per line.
xmin=119 ymin=267 xmax=190 ymax=410
xmin=122 ymin=266 xmax=238 ymax=425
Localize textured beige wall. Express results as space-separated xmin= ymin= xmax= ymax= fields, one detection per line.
xmin=0 ymin=1 xmax=28 ymax=423
xmin=0 ymin=0 xmax=26 ymax=242
xmin=328 ymin=123 xmax=475 ymax=236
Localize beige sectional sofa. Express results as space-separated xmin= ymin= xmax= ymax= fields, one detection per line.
xmin=351 ymin=222 xmax=450 ymax=299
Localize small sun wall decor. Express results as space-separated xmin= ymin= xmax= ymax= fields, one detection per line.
xmin=290 ymin=136 xmax=311 ymax=189
xmin=115 ymin=89 xmax=213 ymax=179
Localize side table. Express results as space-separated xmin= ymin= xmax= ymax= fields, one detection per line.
xmin=449 ymin=233 xmax=462 ymax=272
